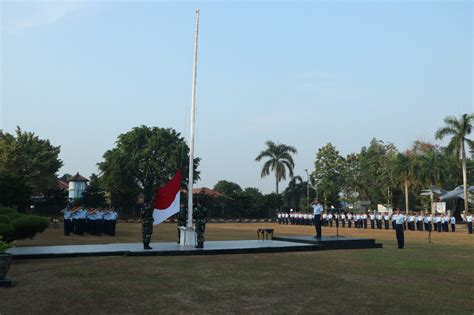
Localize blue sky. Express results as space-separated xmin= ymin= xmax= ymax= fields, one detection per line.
xmin=1 ymin=1 xmax=472 ymax=193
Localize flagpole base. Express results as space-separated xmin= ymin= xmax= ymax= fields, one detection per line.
xmin=179 ymin=227 xmax=196 ymax=246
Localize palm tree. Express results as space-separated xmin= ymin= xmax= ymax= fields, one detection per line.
xmin=394 ymin=153 xmax=417 ymax=213
xmin=435 ymin=113 xmax=474 ymax=215
xmin=255 ymin=141 xmax=297 ymax=194
xmin=284 ymin=175 xmax=303 ymax=209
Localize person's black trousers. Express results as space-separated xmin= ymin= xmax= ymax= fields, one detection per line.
xmin=437 ymin=223 xmax=441 ymax=232
xmin=111 ymin=220 xmax=117 ymax=236
xmin=396 ymin=224 xmax=404 ymax=248
xmin=384 ymin=221 xmax=389 ymax=230
xmin=363 ymin=220 xmax=367 ymax=229
xmin=314 ymin=214 xmax=322 ymax=238
xmin=370 ymin=220 xmax=375 ymax=229
xmin=392 ymin=221 xmax=396 ymax=229
xmin=451 ymin=224 xmax=455 ymax=232
xmin=468 ymin=222 xmax=473 ymax=234
xmin=64 ymin=219 xmax=72 ymax=236
xmin=342 ymin=220 xmax=345 ymax=228
xmin=348 ymin=220 xmax=352 ymax=228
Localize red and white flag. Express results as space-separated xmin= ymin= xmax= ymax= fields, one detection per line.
xmin=153 ymin=171 xmax=181 ymax=225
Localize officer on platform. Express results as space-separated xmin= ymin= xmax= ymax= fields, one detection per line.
xmin=311 ymin=198 xmax=323 ymax=239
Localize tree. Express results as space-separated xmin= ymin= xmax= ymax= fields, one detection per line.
xmin=0 ymin=170 xmax=32 ymax=208
xmin=393 ymin=153 xmax=417 ymax=212
xmin=283 ymin=176 xmax=307 ymax=209
xmin=312 ymin=143 xmax=345 ymax=207
xmin=255 ymin=141 xmax=297 ymax=194
xmin=98 ymin=126 xmax=200 ymax=211
xmin=0 ymin=127 xmax=63 ymax=194
xmin=81 ymin=174 xmax=106 ymax=208
xmin=435 ymin=113 xmax=474 ymax=215
xmin=357 ymin=139 xmax=398 ymax=207
xmin=213 ymin=180 xmax=242 ymax=195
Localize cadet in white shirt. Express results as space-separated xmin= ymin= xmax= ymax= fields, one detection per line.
xmin=383 ymin=213 xmax=390 ymax=230
xmin=347 ymin=212 xmax=352 ymax=228
xmin=450 ymin=215 xmax=456 ymax=232
xmin=465 ymin=211 xmax=472 ymax=234
xmin=394 ymin=208 xmax=405 ymax=249
xmin=369 ymin=212 xmax=375 ymax=229
xmin=376 ymin=213 xmax=383 ymax=229
xmin=62 ymin=207 xmax=73 ymax=236
xmin=340 ymin=212 xmax=346 ymax=228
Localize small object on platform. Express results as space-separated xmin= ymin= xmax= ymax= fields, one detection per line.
xmin=257 ymin=228 xmax=274 ymax=240
xmin=0 ymin=277 xmax=12 ymax=287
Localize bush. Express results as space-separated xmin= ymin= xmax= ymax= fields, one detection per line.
xmin=0 ymin=215 xmax=10 ymax=224
xmin=10 ymin=216 xmax=49 ymax=240
xmin=0 ymin=207 xmax=49 ymax=242
xmin=0 ymin=207 xmax=14 ymax=215
xmin=0 ymin=223 xmax=14 ymax=242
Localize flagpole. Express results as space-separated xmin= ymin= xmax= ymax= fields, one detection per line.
xmin=187 ymin=9 xmax=200 ymax=231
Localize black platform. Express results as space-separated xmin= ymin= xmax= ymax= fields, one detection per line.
xmin=272 ymin=235 xmax=382 ymax=250
xmin=7 ymin=240 xmax=323 ymax=260
xmin=0 ymin=277 xmax=12 ymax=287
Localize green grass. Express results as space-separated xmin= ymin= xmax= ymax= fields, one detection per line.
xmin=2 ymin=223 xmax=474 ymax=314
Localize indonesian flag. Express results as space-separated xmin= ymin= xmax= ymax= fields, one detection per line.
xmin=153 ymin=171 xmax=181 ymax=225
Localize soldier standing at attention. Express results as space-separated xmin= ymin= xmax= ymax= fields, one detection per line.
xmin=311 ymin=198 xmax=323 ymax=239
xmin=62 ymin=206 xmax=73 ymax=236
xmin=340 ymin=212 xmax=346 ymax=228
xmin=450 ymin=214 xmax=456 ymax=232
xmin=347 ymin=212 xmax=352 ymax=228
xmin=141 ymin=200 xmax=154 ymax=250
xmin=465 ymin=211 xmax=472 ymax=234
xmin=384 ymin=212 xmax=390 ymax=230
xmin=394 ymin=208 xmax=405 ymax=249
xmin=369 ymin=212 xmax=375 ymax=229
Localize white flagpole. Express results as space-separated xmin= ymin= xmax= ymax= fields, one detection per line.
xmin=187 ymin=9 xmax=200 ymax=230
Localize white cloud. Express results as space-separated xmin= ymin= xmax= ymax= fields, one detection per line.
xmin=1 ymin=0 xmax=82 ymax=32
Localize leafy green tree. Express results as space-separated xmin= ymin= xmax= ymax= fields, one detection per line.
xmin=98 ymin=126 xmax=200 ymax=211
xmin=81 ymin=174 xmax=106 ymax=208
xmin=393 ymin=152 xmax=418 ymax=212
xmin=435 ymin=113 xmax=474 ymax=214
xmin=262 ymin=193 xmax=283 ymax=218
xmin=213 ymin=180 xmax=242 ymax=195
xmin=357 ymin=139 xmax=398 ymax=207
xmin=311 ymin=143 xmax=345 ymax=207
xmin=0 ymin=170 xmax=32 ymax=208
xmin=0 ymin=127 xmax=63 ymax=194
xmin=255 ymin=141 xmax=297 ymax=194
xmin=283 ymin=175 xmax=314 ymax=210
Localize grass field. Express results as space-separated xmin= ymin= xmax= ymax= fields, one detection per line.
xmin=2 ymin=223 xmax=474 ymax=314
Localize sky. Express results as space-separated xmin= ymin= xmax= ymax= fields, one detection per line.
xmin=1 ymin=0 xmax=473 ymax=193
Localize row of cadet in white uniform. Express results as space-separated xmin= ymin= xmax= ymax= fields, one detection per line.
xmin=61 ymin=207 xmax=118 ymax=236
xmin=277 ymin=211 xmax=473 ymax=233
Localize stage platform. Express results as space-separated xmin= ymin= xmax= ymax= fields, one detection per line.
xmin=7 ymin=240 xmax=323 ymax=260
xmin=272 ymin=235 xmax=382 ymax=250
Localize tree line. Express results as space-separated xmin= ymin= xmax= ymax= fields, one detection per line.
xmin=256 ymin=114 xmax=474 ymax=216
xmin=1 ymin=114 xmax=472 ymax=218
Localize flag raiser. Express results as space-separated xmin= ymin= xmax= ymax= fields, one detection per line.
xmin=153 ymin=171 xmax=181 ymax=225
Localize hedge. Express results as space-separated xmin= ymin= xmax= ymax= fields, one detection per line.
xmin=0 ymin=215 xmax=10 ymax=224
xmin=0 ymin=207 xmax=49 ymax=242
xmin=0 ymin=207 xmax=14 ymax=215
xmin=0 ymin=223 xmax=14 ymax=241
